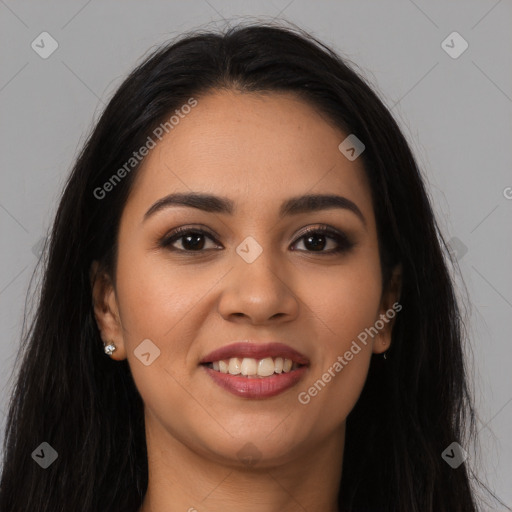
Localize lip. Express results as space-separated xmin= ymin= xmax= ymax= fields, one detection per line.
xmin=199 ymin=341 xmax=310 ymax=399
xmin=201 ymin=365 xmax=309 ymax=399
xmin=199 ymin=341 xmax=310 ymax=365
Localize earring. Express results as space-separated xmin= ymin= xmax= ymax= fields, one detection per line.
xmin=383 ymin=352 xmax=387 ymax=360
xmin=104 ymin=341 xmax=117 ymax=356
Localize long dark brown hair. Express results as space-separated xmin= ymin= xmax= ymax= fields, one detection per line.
xmin=0 ymin=20 xmax=507 ymax=512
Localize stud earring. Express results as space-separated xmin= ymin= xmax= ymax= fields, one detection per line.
xmin=104 ymin=341 xmax=117 ymax=356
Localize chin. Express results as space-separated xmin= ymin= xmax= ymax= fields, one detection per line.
xmin=197 ymin=426 xmax=309 ymax=469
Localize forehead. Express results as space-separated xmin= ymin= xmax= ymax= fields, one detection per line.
xmin=125 ymin=89 xmax=373 ymax=221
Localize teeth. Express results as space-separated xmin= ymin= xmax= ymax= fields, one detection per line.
xmin=228 ymin=357 xmax=242 ymax=375
xmin=241 ymin=358 xmax=257 ymax=376
xmin=209 ymin=356 xmax=299 ymax=377
xmin=258 ymin=357 xmax=275 ymax=377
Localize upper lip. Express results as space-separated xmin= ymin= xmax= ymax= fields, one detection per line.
xmin=200 ymin=341 xmax=310 ymax=366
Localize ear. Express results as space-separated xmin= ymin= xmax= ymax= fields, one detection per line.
xmin=90 ymin=260 xmax=126 ymax=360
xmin=373 ymin=264 xmax=402 ymax=354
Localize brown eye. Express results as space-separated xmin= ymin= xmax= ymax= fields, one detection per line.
xmin=159 ymin=228 xmax=220 ymax=252
xmin=291 ymin=227 xmax=354 ymax=254
xmin=159 ymin=225 xmax=354 ymax=255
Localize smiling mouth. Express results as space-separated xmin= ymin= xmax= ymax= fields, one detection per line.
xmin=201 ymin=356 xmax=305 ymax=378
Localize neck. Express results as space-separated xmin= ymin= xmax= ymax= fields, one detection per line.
xmin=139 ymin=415 xmax=345 ymax=512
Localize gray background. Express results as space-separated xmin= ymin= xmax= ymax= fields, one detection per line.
xmin=1 ymin=0 xmax=511 ymax=507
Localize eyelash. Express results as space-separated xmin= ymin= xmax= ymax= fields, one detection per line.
xmin=158 ymin=225 xmax=354 ymax=255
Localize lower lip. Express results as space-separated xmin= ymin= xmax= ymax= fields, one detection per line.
xmin=201 ymin=365 xmax=308 ymax=399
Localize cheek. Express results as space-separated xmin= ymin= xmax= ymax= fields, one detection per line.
xmin=115 ymin=244 xmax=208 ymax=341
xmin=113 ymin=247 xmax=204 ymax=423
xmin=113 ymin=241 xmax=222 ymax=392
xmin=305 ymin=250 xmax=383 ymax=348
xmin=294 ymin=250 xmax=382 ymax=425
xmin=327 ymin=274 xmax=382 ymax=342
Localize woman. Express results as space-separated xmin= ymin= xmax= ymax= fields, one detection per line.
xmin=0 ymin=22 xmax=506 ymax=512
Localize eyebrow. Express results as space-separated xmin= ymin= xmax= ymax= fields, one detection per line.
xmin=143 ymin=192 xmax=366 ymax=225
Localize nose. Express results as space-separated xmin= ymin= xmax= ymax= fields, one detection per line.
xmin=217 ymin=246 xmax=300 ymax=325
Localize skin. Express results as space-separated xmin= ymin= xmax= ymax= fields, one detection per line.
xmin=91 ymin=90 xmax=401 ymax=512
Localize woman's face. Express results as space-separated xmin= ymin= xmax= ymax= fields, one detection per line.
xmin=93 ymin=89 xmax=399 ymax=467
